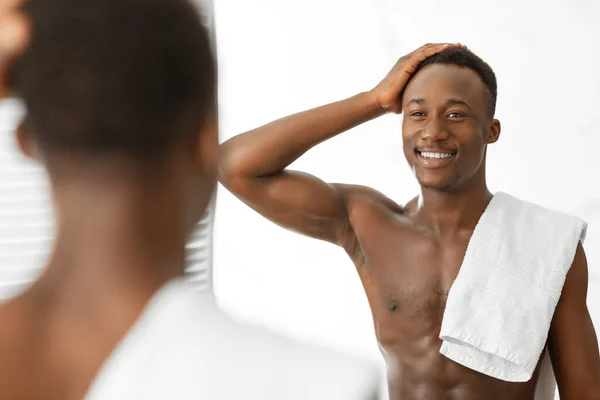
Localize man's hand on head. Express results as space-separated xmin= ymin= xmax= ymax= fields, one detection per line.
xmin=370 ymin=42 xmax=466 ymax=114
xmin=0 ymin=0 xmax=30 ymax=98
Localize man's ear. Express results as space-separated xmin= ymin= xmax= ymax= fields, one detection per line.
xmin=15 ymin=117 xmax=39 ymax=161
xmin=194 ymin=111 xmax=218 ymax=175
xmin=486 ymin=119 xmax=501 ymax=144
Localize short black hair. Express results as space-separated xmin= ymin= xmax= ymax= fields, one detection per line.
xmin=13 ymin=0 xmax=216 ymax=160
xmin=407 ymin=47 xmax=497 ymax=117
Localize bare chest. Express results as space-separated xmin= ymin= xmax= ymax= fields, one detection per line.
xmin=346 ymin=203 xmax=540 ymax=399
xmin=351 ymin=214 xmax=474 ymax=339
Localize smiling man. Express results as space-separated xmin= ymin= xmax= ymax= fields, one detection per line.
xmin=219 ymin=44 xmax=600 ymax=399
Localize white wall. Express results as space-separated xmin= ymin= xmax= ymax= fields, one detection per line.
xmin=212 ymin=0 xmax=600 ymax=371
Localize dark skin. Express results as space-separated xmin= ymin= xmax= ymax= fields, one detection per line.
xmin=0 ymin=121 xmax=218 ymax=400
xmin=0 ymin=127 xmax=218 ymax=400
xmin=0 ymin=3 xmax=220 ymax=397
xmin=219 ymin=43 xmax=600 ymax=399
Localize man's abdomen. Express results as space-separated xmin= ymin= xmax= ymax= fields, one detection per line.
xmin=380 ymin=336 xmax=539 ymax=400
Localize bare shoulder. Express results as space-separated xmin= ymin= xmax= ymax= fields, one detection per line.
xmin=0 ymin=302 xmax=31 ymax=399
xmin=332 ymin=183 xmax=406 ymax=262
xmin=557 ymin=242 xmax=588 ymax=305
xmin=0 ymin=300 xmax=30 ymax=357
xmin=333 ymin=183 xmax=405 ymax=216
xmin=0 ymin=302 xmax=18 ymax=343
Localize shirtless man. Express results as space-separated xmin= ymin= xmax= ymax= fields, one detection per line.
xmin=219 ymin=43 xmax=600 ymax=399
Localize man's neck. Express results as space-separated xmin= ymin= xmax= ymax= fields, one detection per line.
xmin=0 ymin=182 xmax=191 ymax=400
xmin=415 ymin=180 xmax=492 ymax=237
xmin=24 ymin=179 xmax=189 ymax=334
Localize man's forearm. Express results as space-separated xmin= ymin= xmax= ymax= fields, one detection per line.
xmin=219 ymin=91 xmax=385 ymax=178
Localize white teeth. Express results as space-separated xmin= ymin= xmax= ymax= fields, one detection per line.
xmin=420 ymin=151 xmax=453 ymax=159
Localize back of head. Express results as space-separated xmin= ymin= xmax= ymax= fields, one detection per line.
xmin=407 ymin=47 xmax=497 ymax=117
xmin=13 ymin=0 xmax=216 ymax=166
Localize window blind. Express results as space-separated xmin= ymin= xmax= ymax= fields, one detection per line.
xmin=186 ymin=0 xmax=217 ymax=293
xmin=0 ymin=100 xmax=53 ymax=301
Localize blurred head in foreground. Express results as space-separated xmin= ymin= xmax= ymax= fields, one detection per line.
xmin=14 ymin=0 xmax=218 ymax=241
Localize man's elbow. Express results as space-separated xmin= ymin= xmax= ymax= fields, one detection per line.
xmin=217 ymin=158 xmax=236 ymax=185
xmin=217 ymin=144 xmax=244 ymax=185
xmin=218 ymin=142 xmax=265 ymax=184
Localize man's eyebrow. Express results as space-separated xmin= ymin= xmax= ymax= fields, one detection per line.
xmin=445 ymin=98 xmax=471 ymax=108
xmin=406 ymin=98 xmax=425 ymax=105
xmin=406 ymin=98 xmax=473 ymax=108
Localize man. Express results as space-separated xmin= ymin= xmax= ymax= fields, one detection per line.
xmin=219 ymin=43 xmax=600 ymax=399
xmin=0 ymin=0 xmax=380 ymax=399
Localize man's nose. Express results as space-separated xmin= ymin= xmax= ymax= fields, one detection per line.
xmin=421 ymin=117 xmax=449 ymax=142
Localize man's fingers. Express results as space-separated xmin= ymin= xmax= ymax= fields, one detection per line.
xmin=0 ymin=14 xmax=29 ymax=56
xmin=0 ymin=15 xmax=29 ymax=70
xmin=0 ymin=0 xmax=26 ymax=12
xmin=414 ymin=43 xmax=462 ymax=62
xmin=421 ymin=43 xmax=462 ymax=55
xmin=407 ymin=43 xmax=439 ymax=57
xmin=412 ymin=42 xmax=450 ymax=53
xmin=400 ymin=45 xmax=448 ymax=75
xmin=0 ymin=14 xmax=29 ymax=98
xmin=406 ymin=43 xmax=460 ymax=60
xmin=397 ymin=43 xmax=464 ymax=87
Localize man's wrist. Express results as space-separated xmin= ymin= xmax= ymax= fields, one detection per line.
xmin=360 ymin=90 xmax=388 ymax=118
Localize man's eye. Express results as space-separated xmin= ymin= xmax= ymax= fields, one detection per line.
xmin=410 ymin=112 xmax=426 ymax=117
xmin=448 ymin=112 xmax=465 ymax=118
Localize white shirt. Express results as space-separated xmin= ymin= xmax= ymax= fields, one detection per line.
xmin=85 ymin=278 xmax=381 ymax=400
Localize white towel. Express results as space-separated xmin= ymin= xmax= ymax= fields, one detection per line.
xmin=439 ymin=192 xmax=587 ymax=399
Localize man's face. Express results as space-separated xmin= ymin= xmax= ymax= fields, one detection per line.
xmin=401 ymin=64 xmax=500 ymax=191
